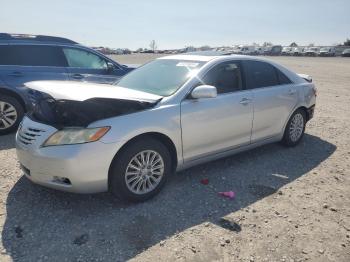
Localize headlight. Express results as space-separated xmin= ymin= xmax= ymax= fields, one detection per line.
xmin=42 ymin=127 xmax=110 ymax=147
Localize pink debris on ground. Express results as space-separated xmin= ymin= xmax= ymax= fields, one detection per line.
xmin=218 ymin=191 xmax=235 ymax=199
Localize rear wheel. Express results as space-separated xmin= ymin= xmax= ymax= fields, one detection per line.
xmin=282 ymin=109 xmax=306 ymax=147
xmin=109 ymin=137 xmax=172 ymax=202
xmin=0 ymin=95 xmax=24 ymax=135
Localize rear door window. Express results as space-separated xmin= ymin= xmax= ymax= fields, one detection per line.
xmin=244 ymin=60 xmax=280 ymax=89
xmin=0 ymin=45 xmax=12 ymax=65
xmin=62 ymin=48 xmax=107 ymax=69
xmin=0 ymin=45 xmax=67 ymax=67
xmin=276 ymin=69 xmax=292 ymax=85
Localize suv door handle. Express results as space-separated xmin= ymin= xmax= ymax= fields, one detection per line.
xmin=239 ymin=98 xmax=252 ymax=105
xmin=72 ymin=73 xmax=84 ymax=79
xmin=288 ymin=89 xmax=296 ymax=95
xmin=8 ymin=72 xmax=23 ymax=77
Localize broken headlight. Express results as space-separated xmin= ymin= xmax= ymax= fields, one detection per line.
xmin=42 ymin=127 xmax=110 ymax=147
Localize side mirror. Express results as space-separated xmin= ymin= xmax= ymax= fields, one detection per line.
xmin=107 ymin=62 xmax=116 ymax=73
xmin=191 ymin=85 xmax=217 ymax=99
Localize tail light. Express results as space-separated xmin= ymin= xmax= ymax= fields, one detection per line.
xmin=312 ymin=86 xmax=317 ymax=97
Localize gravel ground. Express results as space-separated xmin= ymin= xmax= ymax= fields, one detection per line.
xmin=0 ymin=56 xmax=350 ymax=262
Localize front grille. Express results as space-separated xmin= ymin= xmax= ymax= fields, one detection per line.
xmin=18 ymin=126 xmax=46 ymax=146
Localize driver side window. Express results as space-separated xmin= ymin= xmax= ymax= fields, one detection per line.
xmin=62 ymin=48 xmax=107 ymax=69
xmin=200 ymin=61 xmax=243 ymax=94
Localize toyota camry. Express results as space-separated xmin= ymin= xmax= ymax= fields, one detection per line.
xmin=16 ymin=54 xmax=316 ymax=202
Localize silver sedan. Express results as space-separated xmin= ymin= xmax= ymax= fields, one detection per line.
xmin=16 ymin=54 xmax=316 ymax=202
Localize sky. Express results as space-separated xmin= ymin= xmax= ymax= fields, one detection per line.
xmin=1 ymin=0 xmax=349 ymax=50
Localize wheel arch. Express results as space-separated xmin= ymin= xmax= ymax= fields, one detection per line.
xmin=0 ymin=88 xmax=27 ymax=112
xmin=281 ymin=105 xmax=309 ymax=136
xmin=297 ymin=106 xmax=309 ymax=121
xmin=108 ymin=132 xmax=178 ymax=185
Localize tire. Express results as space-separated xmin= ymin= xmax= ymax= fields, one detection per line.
xmin=109 ymin=137 xmax=172 ymax=202
xmin=282 ymin=109 xmax=306 ymax=147
xmin=0 ymin=95 xmax=24 ymax=135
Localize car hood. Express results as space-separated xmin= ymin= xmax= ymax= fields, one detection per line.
xmin=123 ymin=63 xmax=141 ymax=68
xmin=25 ymin=80 xmax=162 ymax=103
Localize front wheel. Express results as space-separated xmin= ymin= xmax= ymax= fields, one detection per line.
xmin=0 ymin=95 xmax=24 ymax=135
xmin=109 ymin=137 xmax=172 ymax=202
xmin=282 ymin=109 xmax=306 ymax=147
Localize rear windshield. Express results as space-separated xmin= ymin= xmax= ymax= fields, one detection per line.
xmin=116 ymin=59 xmax=205 ymax=96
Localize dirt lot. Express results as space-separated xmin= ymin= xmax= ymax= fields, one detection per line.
xmin=0 ymin=56 xmax=350 ymax=262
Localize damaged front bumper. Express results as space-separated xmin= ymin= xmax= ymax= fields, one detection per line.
xmin=16 ymin=117 xmax=122 ymax=193
xmin=307 ymin=105 xmax=315 ymax=121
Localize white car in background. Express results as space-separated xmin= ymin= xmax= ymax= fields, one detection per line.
xmin=291 ymin=47 xmax=303 ymax=56
xmin=342 ymin=48 xmax=350 ymax=57
xmin=281 ymin=47 xmax=293 ymax=55
xmin=254 ymin=47 xmax=265 ymax=55
xmin=319 ymin=47 xmax=335 ymax=57
xmin=239 ymin=46 xmax=256 ymax=55
xmin=304 ymin=47 xmax=320 ymax=56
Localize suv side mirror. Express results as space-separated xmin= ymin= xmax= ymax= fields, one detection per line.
xmin=107 ymin=62 xmax=116 ymax=73
xmin=191 ymin=85 xmax=217 ymax=99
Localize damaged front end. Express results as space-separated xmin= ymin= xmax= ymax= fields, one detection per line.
xmin=28 ymin=90 xmax=158 ymax=129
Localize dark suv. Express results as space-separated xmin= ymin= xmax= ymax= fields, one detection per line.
xmin=0 ymin=33 xmax=134 ymax=134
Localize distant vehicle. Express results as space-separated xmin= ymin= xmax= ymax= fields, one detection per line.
xmin=122 ymin=49 xmax=132 ymax=55
xmin=16 ymin=54 xmax=316 ymax=202
xmin=110 ymin=48 xmax=124 ymax=55
xmin=291 ymin=47 xmax=303 ymax=56
xmin=264 ymin=45 xmax=282 ymax=56
xmin=0 ymin=33 xmax=135 ymax=134
xmin=239 ymin=46 xmax=256 ymax=55
xmin=254 ymin=47 xmax=265 ymax=55
xmin=319 ymin=47 xmax=335 ymax=57
xmin=281 ymin=47 xmax=293 ymax=56
xmin=231 ymin=46 xmax=242 ymax=54
xmin=184 ymin=46 xmax=196 ymax=53
xmin=304 ymin=47 xmax=320 ymax=56
xmin=140 ymin=49 xmax=155 ymax=53
xmin=341 ymin=48 xmax=350 ymax=57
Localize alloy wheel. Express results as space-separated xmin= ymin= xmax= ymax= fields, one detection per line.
xmin=0 ymin=101 xmax=18 ymax=130
xmin=125 ymin=150 xmax=165 ymax=195
xmin=289 ymin=113 xmax=304 ymax=142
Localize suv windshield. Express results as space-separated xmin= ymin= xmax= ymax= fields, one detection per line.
xmin=115 ymin=59 xmax=205 ymax=96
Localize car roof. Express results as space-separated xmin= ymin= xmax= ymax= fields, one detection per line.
xmin=158 ymin=53 xmax=274 ymax=63
xmin=0 ymin=33 xmax=78 ymax=45
xmin=158 ymin=54 xmax=220 ymax=62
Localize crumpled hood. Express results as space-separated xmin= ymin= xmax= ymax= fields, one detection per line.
xmin=25 ymin=80 xmax=162 ymax=103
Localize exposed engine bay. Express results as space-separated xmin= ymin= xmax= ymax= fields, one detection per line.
xmin=28 ymin=93 xmax=157 ymax=129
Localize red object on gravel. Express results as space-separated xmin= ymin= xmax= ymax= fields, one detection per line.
xmin=200 ymin=178 xmax=209 ymax=185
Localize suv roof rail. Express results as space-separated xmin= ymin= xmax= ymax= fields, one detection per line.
xmin=0 ymin=33 xmax=78 ymax=44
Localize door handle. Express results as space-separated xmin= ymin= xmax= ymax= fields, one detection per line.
xmin=8 ymin=72 xmax=23 ymax=77
xmin=72 ymin=73 xmax=84 ymax=79
xmin=288 ymin=89 xmax=296 ymax=95
xmin=239 ymin=98 xmax=251 ymax=105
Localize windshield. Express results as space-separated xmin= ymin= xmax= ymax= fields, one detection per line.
xmin=115 ymin=59 xmax=205 ymax=96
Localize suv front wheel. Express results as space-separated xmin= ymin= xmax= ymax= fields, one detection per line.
xmin=0 ymin=95 xmax=24 ymax=135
